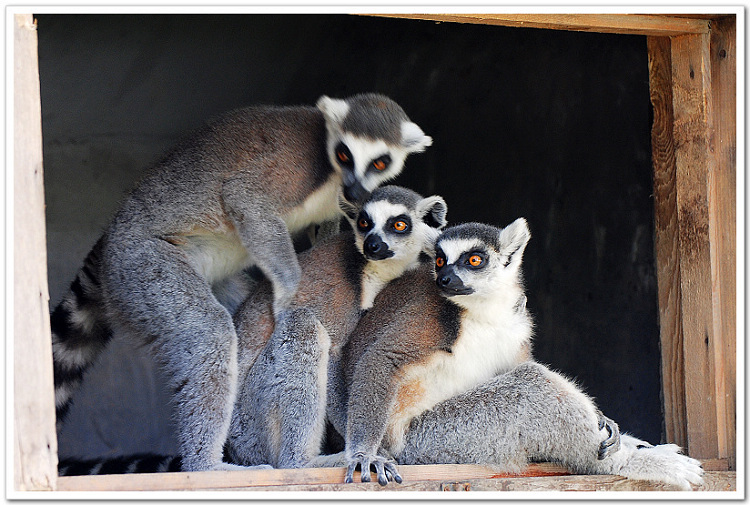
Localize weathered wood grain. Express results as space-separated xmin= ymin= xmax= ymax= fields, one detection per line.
xmin=647 ymin=35 xmax=688 ymax=450
xmin=669 ymin=31 xmax=720 ymax=460
xmin=707 ymin=16 xmax=737 ymax=469
xmin=366 ymin=13 xmax=710 ymax=36
xmin=13 ymin=13 xmax=58 ymax=492
xmin=55 ymin=467 xmax=736 ymax=493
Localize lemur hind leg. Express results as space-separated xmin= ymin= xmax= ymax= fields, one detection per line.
xmin=398 ymin=361 xmax=703 ymax=490
xmin=228 ymin=308 xmax=330 ymax=468
xmin=102 ymin=237 xmax=242 ymax=472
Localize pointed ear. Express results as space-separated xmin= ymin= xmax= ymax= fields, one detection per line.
xmin=417 ymin=195 xmax=448 ymax=229
xmin=317 ymin=95 xmax=350 ymax=126
xmin=498 ymin=218 xmax=531 ymax=265
xmin=400 ymin=121 xmax=433 ymax=153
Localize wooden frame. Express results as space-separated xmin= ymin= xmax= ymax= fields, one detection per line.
xmin=12 ymin=11 xmax=738 ymax=493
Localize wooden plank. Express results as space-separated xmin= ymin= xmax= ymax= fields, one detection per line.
xmin=647 ymin=35 xmax=688 ymax=450
xmin=12 ymin=13 xmax=58 ymax=492
xmin=55 ymin=468 xmax=736 ymax=493
xmin=56 ymin=463 xmax=568 ymax=492
xmin=669 ymin=31 xmax=719 ymax=460
xmin=706 ymin=16 xmax=736 ymax=469
xmin=368 ymin=14 xmax=711 ymax=36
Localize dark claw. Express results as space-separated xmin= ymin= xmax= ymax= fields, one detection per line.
xmin=345 ymin=463 xmax=356 ymax=484
xmin=360 ymin=469 xmax=371 ymax=483
xmin=597 ymin=414 xmax=621 ymax=460
xmin=384 ymin=461 xmax=402 ymax=484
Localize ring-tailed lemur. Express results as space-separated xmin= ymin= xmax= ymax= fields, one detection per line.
xmin=50 ymin=94 xmax=432 ymax=472
xmin=226 ymin=185 xmax=448 ymax=469
xmin=55 ymin=185 xmax=447 ymax=476
xmin=325 ymin=220 xmax=703 ymax=490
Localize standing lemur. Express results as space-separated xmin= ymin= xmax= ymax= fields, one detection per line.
xmin=323 ymin=220 xmax=703 ymax=491
xmin=50 ymin=93 xmax=432 ymax=472
xmin=226 ymin=185 xmax=447 ymax=469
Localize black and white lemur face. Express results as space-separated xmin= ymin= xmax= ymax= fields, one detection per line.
xmin=345 ymin=186 xmax=447 ymax=266
xmin=433 ymin=219 xmax=530 ymax=309
xmin=318 ymin=94 xmax=432 ymax=203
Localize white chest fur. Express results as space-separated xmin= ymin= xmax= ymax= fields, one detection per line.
xmin=386 ymin=305 xmax=532 ymax=453
xmin=283 ymin=174 xmax=342 ymax=234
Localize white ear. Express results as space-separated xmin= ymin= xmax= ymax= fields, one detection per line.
xmin=400 ymin=121 xmax=433 ymax=152
xmin=317 ymin=95 xmax=350 ymax=125
xmin=498 ymin=218 xmax=531 ymax=263
xmin=416 ymin=195 xmax=448 ymax=229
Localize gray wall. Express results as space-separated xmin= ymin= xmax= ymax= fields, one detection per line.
xmin=38 ymin=14 xmax=662 ymax=460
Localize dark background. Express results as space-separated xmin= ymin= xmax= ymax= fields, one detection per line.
xmin=38 ymin=14 xmax=662 ymax=460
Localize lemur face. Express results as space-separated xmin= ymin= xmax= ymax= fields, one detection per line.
xmin=434 ymin=219 xmax=530 ymax=301
xmin=341 ymin=186 xmax=447 ymax=264
xmin=317 ymin=95 xmax=432 ymax=204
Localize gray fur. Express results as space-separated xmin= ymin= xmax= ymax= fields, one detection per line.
xmin=328 ymin=220 xmax=704 ymax=490
xmin=50 ymin=94 xmax=430 ymax=472
xmin=397 ymin=362 xmax=703 ymax=490
xmin=227 ymin=186 xmax=447 ymax=469
xmin=340 ymin=93 xmax=409 ymax=145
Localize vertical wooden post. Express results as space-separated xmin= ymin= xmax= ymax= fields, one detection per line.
xmin=706 ymin=16 xmax=736 ymax=469
xmin=13 ymin=13 xmax=58 ymax=491
xmin=647 ymin=35 xmax=688 ymax=451
xmin=649 ymin=17 xmax=736 ymax=466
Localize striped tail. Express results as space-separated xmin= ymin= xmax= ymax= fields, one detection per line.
xmin=51 ymin=237 xmax=113 ymax=429
xmin=58 ymin=454 xmax=182 ymax=476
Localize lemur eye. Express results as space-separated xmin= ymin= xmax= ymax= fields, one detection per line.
xmin=358 ymin=218 xmax=369 ymax=229
xmin=468 ymin=254 xmax=484 ymax=267
xmin=335 ymin=143 xmax=354 ymax=167
xmin=393 ymin=220 xmax=408 ymax=232
xmin=436 ymin=257 xmax=445 ymax=268
xmin=371 ymin=155 xmax=391 ymax=171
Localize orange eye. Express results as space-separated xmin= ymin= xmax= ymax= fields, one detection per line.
xmin=373 ymin=159 xmax=386 ymax=171
xmin=337 ymin=151 xmax=349 ymax=163
xmin=393 ymin=221 xmax=407 ymax=232
xmin=469 ymin=255 xmax=483 ymax=267
xmin=436 ymin=257 xmax=445 ymax=268
xmin=358 ymin=218 xmax=369 ymax=229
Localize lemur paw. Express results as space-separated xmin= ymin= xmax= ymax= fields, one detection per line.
xmin=597 ymin=413 xmax=621 ymax=460
xmin=620 ymin=435 xmax=705 ymax=490
xmin=345 ymin=452 xmax=402 ymax=486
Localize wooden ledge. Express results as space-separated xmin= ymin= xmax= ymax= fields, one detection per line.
xmin=364 ymin=14 xmax=713 ymax=36
xmin=55 ymin=463 xmax=735 ymax=492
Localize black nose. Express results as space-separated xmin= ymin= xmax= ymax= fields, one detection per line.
xmin=436 ymin=267 xmax=474 ymax=295
xmin=363 ymin=234 xmax=393 ymax=260
xmin=343 ymin=180 xmax=369 ymax=204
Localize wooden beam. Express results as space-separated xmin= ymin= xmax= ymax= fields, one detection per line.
xmin=647 ymin=35 xmax=688 ymax=450
xmin=368 ymin=14 xmax=711 ymax=36
xmin=706 ymin=16 xmax=736 ymax=469
xmin=55 ymin=463 xmax=568 ymax=492
xmin=648 ymin=16 xmax=736 ymax=465
xmin=670 ymin=30 xmax=721 ymax=461
xmin=12 ymin=13 xmax=58 ymax=491
xmin=55 ymin=465 xmax=735 ymax=493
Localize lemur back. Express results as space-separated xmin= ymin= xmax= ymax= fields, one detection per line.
xmin=227 ymin=186 xmax=448 ymax=469
xmin=50 ymin=94 xmax=432 ymax=472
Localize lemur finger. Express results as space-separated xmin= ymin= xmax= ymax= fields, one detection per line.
xmin=384 ymin=461 xmax=402 ymax=484
xmin=345 ymin=462 xmax=357 ymax=484
xmin=359 ymin=457 xmax=372 ymax=483
xmin=373 ymin=460 xmax=388 ymax=486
